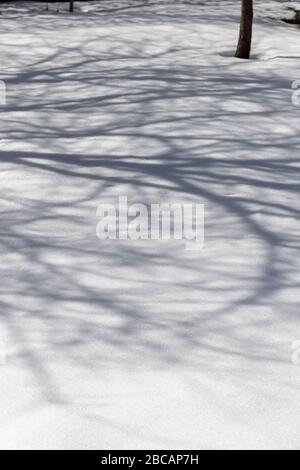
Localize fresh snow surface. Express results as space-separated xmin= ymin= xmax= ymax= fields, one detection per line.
xmin=0 ymin=0 xmax=300 ymax=450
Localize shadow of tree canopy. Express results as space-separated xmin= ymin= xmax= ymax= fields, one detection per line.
xmin=0 ymin=0 xmax=299 ymax=417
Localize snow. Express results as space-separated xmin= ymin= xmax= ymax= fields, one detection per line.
xmin=0 ymin=0 xmax=300 ymax=450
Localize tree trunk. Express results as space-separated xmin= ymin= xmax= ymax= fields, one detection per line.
xmin=235 ymin=0 xmax=253 ymax=59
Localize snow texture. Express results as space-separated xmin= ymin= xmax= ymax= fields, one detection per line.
xmin=0 ymin=0 xmax=299 ymax=450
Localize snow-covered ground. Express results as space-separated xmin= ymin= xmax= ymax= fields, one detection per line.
xmin=0 ymin=0 xmax=300 ymax=450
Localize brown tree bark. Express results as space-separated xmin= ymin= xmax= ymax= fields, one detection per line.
xmin=235 ymin=0 xmax=253 ymax=59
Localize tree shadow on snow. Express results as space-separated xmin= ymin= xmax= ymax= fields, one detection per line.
xmin=0 ymin=3 xmax=299 ymax=441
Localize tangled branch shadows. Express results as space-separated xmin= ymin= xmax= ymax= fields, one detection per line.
xmin=0 ymin=2 xmax=299 ymax=436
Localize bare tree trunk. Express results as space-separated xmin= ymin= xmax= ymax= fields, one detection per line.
xmin=69 ymin=1 xmax=74 ymax=13
xmin=235 ymin=0 xmax=253 ymax=59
